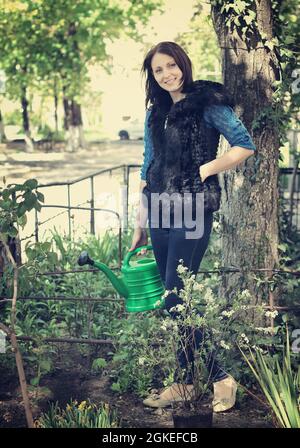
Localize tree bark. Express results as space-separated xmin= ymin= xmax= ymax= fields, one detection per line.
xmin=61 ymin=22 xmax=86 ymax=152
xmin=211 ymin=0 xmax=281 ymax=316
xmin=21 ymin=86 xmax=34 ymax=153
xmin=0 ymin=109 xmax=7 ymax=142
xmin=54 ymin=93 xmax=58 ymax=134
xmin=63 ymin=92 xmax=85 ymax=152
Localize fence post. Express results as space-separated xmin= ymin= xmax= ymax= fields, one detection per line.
xmin=90 ymin=176 xmax=95 ymax=235
xmin=34 ymin=208 xmax=39 ymax=242
xmin=121 ymin=165 xmax=129 ymax=233
xmin=67 ymin=184 xmax=71 ymax=238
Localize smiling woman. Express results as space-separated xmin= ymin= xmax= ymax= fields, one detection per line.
xmin=129 ymin=41 xmax=256 ymax=413
xmin=151 ymin=54 xmax=186 ymax=102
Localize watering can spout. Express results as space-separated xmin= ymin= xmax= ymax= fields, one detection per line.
xmin=77 ymin=251 xmax=129 ymax=298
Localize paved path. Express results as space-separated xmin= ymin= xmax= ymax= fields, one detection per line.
xmin=0 ymin=141 xmax=145 ymax=243
xmin=0 ymin=140 xmax=144 ymax=184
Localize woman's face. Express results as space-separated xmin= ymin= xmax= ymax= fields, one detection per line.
xmin=151 ymin=52 xmax=184 ymax=93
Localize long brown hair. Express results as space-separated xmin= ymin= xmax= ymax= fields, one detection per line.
xmin=141 ymin=41 xmax=193 ymax=111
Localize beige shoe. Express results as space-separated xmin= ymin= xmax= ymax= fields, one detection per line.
xmin=212 ymin=376 xmax=237 ymax=413
xmin=143 ymin=383 xmax=195 ymax=408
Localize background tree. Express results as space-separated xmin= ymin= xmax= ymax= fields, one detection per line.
xmin=0 ymin=0 xmax=162 ymax=151
xmin=209 ymin=0 xmax=299 ymax=315
xmin=176 ymin=2 xmax=221 ymax=81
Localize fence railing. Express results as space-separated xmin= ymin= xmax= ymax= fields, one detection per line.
xmin=2 ymin=165 xmax=299 ymax=348
xmin=279 ymin=167 xmax=300 ymax=232
xmin=29 ymin=165 xmax=300 ymax=243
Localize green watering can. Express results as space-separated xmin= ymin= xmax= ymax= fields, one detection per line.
xmin=77 ymin=245 xmax=165 ymax=313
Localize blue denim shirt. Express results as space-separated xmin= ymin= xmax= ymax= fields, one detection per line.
xmin=140 ymin=105 xmax=256 ymax=181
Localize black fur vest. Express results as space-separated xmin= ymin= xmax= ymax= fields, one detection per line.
xmin=145 ymin=80 xmax=234 ymax=213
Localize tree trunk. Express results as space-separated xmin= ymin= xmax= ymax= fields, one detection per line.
xmin=63 ymin=92 xmax=85 ymax=152
xmin=211 ymin=1 xmax=281 ymax=316
xmin=21 ymin=86 xmax=34 ymax=153
xmin=54 ymin=93 xmax=58 ymax=134
xmin=0 ymin=109 xmax=7 ymax=142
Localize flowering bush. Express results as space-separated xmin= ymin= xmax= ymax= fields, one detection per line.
xmin=154 ymin=259 xmax=269 ymax=403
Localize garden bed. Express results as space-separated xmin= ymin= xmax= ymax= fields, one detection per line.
xmin=0 ymin=345 xmax=274 ymax=429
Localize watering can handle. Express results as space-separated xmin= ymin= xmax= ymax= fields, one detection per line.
xmin=123 ymin=245 xmax=153 ymax=269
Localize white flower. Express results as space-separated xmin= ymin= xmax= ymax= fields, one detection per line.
xmin=265 ymin=310 xmax=279 ymax=319
xmin=240 ymin=289 xmax=252 ymax=300
xmin=240 ymin=333 xmax=249 ymax=344
xmin=193 ymin=282 xmax=205 ymax=292
xmin=213 ymin=221 xmax=220 ymax=231
xmin=138 ymin=357 xmax=146 ymax=366
xmin=255 ymin=327 xmax=274 ymax=335
xmin=221 ymin=309 xmax=235 ymax=318
xmin=220 ymin=340 xmax=231 ymax=350
xmin=177 ymin=264 xmax=188 ymax=274
xmin=203 ymin=288 xmax=214 ymax=303
xmin=162 ymin=290 xmax=172 ymax=299
xmin=174 ymin=304 xmax=185 ymax=313
xmin=252 ymin=345 xmax=264 ymax=354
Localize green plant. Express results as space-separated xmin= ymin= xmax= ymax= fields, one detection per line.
xmin=0 ymin=177 xmax=45 ymax=428
xmin=91 ymin=357 xmax=107 ymax=374
xmin=156 ymin=259 xmax=267 ymax=407
xmin=36 ymin=399 xmax=120 ymax=428
xmin=109 ymin=312 xmax=174 ymax=397
xmin=240 ymin=329 xmax=300 ymax=428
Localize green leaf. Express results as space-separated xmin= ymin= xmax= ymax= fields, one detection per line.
xmin=111 ymin=382 xmax=121 ymax=392
xmin=36 ymin=191 xmax=45 ymax=202
xmin=17 ymin=214 xmax=27 ymax=229
xmin=24 ymin=192 xmax=37 ymax=210
xmin=24 ymin=179 xmax=38 ymax=190
xmin=8 ymin=225 xmax=18 ymax=237
xmin=39 ymin=359 xmax=52 ymax=373
xmin=30 ymin=377 xmax=40 ymax=386
xmin=112 ymin=353 xmax=128 ymax=362
xmin=34 ymin=202 xmax=42 ymax=212
xmin=16 ymin=204 xmax=27 ymax=217
xmin=2 ymin=189 xmax=10 ymax=201
xmin=40 ymin=242 xmax=52 ymax=251
xmin=92 ymin=358 xmax=107 ymax=371
xmin=0 ymin=200 xmax=12 ymax=211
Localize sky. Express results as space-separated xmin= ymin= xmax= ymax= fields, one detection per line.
xmin=96 ymin=0 xmax=197 ymax=131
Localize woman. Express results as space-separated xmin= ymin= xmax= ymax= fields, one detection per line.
xmin=129 ymin=42 xmax=256 ymax=412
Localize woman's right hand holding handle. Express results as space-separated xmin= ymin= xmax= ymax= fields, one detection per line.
xmin=129 ymin=227 xmax=148 ymax=256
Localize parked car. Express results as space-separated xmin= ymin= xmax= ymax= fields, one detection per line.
xmin=117 ymin=116 xmax=144 ymax=140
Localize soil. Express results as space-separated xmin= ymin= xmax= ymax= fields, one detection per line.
xmin=0 ymin=346 xmax=275 ymax=429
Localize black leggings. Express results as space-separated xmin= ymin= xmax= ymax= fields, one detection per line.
xmin=148 ymin=205 xmax=227 ymax=384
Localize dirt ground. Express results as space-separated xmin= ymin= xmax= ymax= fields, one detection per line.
xmin=0 ymin=346 xmax=274 ymax=429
